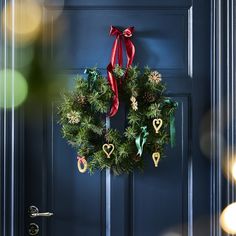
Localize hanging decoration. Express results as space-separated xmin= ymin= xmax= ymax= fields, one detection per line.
xmin=152 ymin=152 xmax=161 ymax=167
xmin=102 ymin=143 xmax=115 ymax=159
xmin=77 ymin=156 xmax=88 ymax=173
xmin=152 ymin=118 xmax=163 ymax=133
xmin=107 ymin=26 xmax=135 ymax=117
xmin=58 ymin=26 xmax=178 ymax=174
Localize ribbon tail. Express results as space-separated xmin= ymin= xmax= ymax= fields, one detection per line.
xmin=118 ymin=39 xmax=123 ymax=66
xmin=124 ymin=38 xmax=135 ymax=67
xmin=135 ymin=126 xmax=149 ymax=156
xmin=170 ymin=114 xmax=176 ymax=148
xmin=107 ymin=67 xmax=119 ymax=117
xmin=107 ymin=34 xmax=121 ymax=117
xmin=135 ymin=136 xmax=142 ymax=156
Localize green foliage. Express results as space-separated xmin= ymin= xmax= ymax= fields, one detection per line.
xmin=58 ymin=66 xmax=177 ymax=175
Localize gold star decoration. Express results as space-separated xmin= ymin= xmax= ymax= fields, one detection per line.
xmin=130 ymin=96 xmax=138 ymax=111
xmin=67 ymin=111 xmax=80 ymax=124
xmin=148 ymin=71 xmax=162 ymax=84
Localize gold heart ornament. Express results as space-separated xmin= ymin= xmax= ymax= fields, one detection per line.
xmin=152 ymin=118 xmax=163 ymax=133
xmin=77 ymin=157 xmax=88 ymax=173
xmin=102 ymin=144 xmax=115 ymax=158
xmin=152 ymin=152 xmax=161 ymax=167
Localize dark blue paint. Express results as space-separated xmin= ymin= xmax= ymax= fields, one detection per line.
xmin=45 ymin=0 xmax=192 ymax=7
xmin=24 ymin=0 xmax=211 ymax=235
xmin=54 ymin=9 xmax=189 ymax=78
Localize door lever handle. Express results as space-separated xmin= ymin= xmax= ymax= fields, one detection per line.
xmin=29 ymin=206 xmax=54 ymax=218
xmin=30 ymin=212 xmax=54 ymax=218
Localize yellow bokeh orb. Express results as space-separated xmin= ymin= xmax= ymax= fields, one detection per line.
xmin=220 ymin=202 xmax=236 ymax=234
xmin=232 ymin=161 xmax=236 ymax=181
xmin=0 ymin=69 xmax=28 ymax=108
xmin=2 ymin=0 xmax=42 ymax=44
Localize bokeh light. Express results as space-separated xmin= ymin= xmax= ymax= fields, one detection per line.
xmin=232 ymin=161 xmax=236 ymax=180
xmin=222 ymin=152 xmax=236 ymax=183
xmin=220 ymin=202 xmax=236 ymax=234
xmin=2 ymin=0 xmax=42 ymax=45
xmin=160 ymin=232 xmax=181 ymax=236
xmin=0 ymin=69 xmax=28 ymax=108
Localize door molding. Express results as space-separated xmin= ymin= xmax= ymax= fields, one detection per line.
xmin=210 ymin=0 xmax=235 ymax=235
xmin=0 ymin=1 xmax=233 ymax=235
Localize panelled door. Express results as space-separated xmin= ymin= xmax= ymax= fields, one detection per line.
xmin=24 ymin=0 xmax=211 ymax=235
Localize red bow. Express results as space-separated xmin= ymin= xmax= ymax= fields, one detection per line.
xmin=107 ymin=26 xmax=135 ymax=117
xmin=77 ymin=156 xmax=86 ymax=164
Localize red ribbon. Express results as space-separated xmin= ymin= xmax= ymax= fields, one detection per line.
xmin=77 ymin=156 xmax=86 ymax=164
xmin=107 ymin=26 xmax=135 ymax=117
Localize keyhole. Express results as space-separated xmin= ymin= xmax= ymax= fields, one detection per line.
xmin=29 ymin=223 xmax=39 ymax=235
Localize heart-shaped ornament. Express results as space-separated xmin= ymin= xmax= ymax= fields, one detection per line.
xmin=152 ymin=152 xmax=161 ymax=167
xmin=152 ymin=118 xmax=163 ymax=133
xmin=102 ymin=144 xmax=115 ymax=158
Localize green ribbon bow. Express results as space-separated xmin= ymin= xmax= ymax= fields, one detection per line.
xmin=84 ymin=68 xmax=100 ymax=90
xmin=135 ymin=126 xmax=149 ymax=157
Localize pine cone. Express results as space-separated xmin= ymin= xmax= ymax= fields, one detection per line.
xmin=77 ymin=95 xmax=86 ymax=105
xmin=143 ymin=92 xmax=156 ymax=103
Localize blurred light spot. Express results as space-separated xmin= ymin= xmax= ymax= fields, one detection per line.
xmin=161 ymin=233 xmax=181 ymax=236
xmin=2 ymin=0 xmax=42 ymax=45
xmin=232 ymin=162 xmax=236 ymax=180
xmin=222 ymin=153 xmax=236 ymax=182
xmin=220 ymin=202 xmax=236 ymax=234
xmin=7 ymin=45 xmax=34 ymax=69
xmin=0 ymin=69 xmax=28 ymax=108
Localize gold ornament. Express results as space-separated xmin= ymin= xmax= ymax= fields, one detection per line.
xmin=148 ymin=71 xmax=162 ymax=84
xmin=102 ymin=143 xmax=115 ymax=158
xmin=152 ymin=118 xmax=163 ymax=133
xmin=67 ymin=111 xmax=80 ymax=124
xmin=152 ymin=152 xmax=160 ymax=167
xmin=77 ymin=156 xmax=88 ymax=173
xmin=130 ymin=96 xmax=138 ymax=111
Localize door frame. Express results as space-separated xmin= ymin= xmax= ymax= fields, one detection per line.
xmin=210 ymin=0 xmax=236 ymax=235
xmin=0 ymin=0 xmax=233 ymax=235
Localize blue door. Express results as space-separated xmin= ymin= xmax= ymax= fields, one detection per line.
xmin=24 ymin=0 xmax=211 ymax=235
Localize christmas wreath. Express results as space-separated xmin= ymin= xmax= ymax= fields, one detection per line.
xmin=58 ymin=26 xmax=177 ymax=175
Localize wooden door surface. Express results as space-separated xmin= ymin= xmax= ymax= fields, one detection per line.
xmin=24 ymin=0 xmax=211 ymax=235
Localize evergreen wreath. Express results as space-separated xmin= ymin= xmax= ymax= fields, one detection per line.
xmin=58 ymin=65 xmax=177 ymax=175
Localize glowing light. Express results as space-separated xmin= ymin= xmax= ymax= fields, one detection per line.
xmin=222 ymin=153 xmax=236 ymax=182
xmin=220 ymin=202 xmax=236 ymax=234
xmin=161 ymin=233 xmax=181 ymax=236
xmin=2 ymin=0 xmax=42 ymax=44
xmin=232 ymin=162 xmax=236 ymax=180
xmin=0 ymin=69 xmax=28 ymax=108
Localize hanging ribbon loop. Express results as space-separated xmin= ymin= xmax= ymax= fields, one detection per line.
xmin=107 ymin=26 xmax=135 ymax=117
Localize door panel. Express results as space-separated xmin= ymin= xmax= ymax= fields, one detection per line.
xmin=24 ymin=0 xmax=210 ymax=235
xmin=53 ymin=9 xmax=189 ymax=78
xmin=45 ymin=0 xmax=192 ymax=7
xmin=52 ymin=117 xmax=105 ymax=235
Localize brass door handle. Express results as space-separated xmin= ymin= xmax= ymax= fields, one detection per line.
xmin=29 ymin=206 xmax=54 ymax=218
